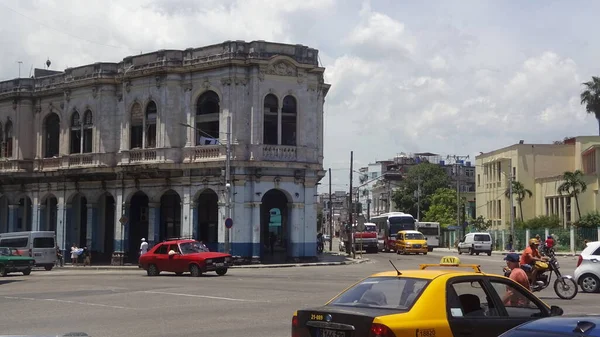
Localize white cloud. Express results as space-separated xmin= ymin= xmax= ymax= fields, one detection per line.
xmin=0 ymin=0 xmax=598 ymax=191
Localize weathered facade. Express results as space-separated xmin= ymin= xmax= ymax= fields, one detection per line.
xmin=0 ymin=40 xmax=330 ymax=263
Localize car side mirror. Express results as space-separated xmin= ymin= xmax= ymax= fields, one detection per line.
xmin=550 ymin=305 xmax=563 ymax=316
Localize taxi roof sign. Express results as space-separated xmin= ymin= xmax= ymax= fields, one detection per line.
xmin=419 ymin=256 xmax=482 ymax=273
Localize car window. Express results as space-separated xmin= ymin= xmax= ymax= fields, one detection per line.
xmin=0 ymin=237 xmax=28 ymax=248
xmin=405 ymin=233 xmax=424 ymax=240
xmin=328 ymin=277 xmax=429 ymax=310
xmin=168 ymin=244 xmax=180 ymax=254
xmin=33 ymin=237 xmax=55 ymax=248
xmin=474 ymin=234 xmax=490 ymax=242
xmin=590 ymin=246 xmax=600 ymax=256
xmin=155 ymin=245 xmax=168 ymax=255
xmin=447 ymin=280 xmax=501 ymax=318
xmin=488 ymin=280 xmax=545 ymax=318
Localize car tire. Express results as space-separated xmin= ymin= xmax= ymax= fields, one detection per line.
xmin=147 ymin=264 xmax=159 ymax=276
xmin=216 ymin=268 xmax=227 ymax=276
xmin=579 ymin=273 xmax=600 ymax=293
xmin=44 ymin=265 xmax=53 ymax=271
xmin=190 ymin=264 xmax=202 ymax=277
xmin=0 ymin=265 xmax=6 ymax=277
xmin=22 ymin=268 xmax=31 ymax=276
xmin=469 ymin=248 xmax=474 ymax=255
xmin=487 ymin=251 xmax=492 ymax=256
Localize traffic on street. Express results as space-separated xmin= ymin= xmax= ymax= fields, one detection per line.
xmin=0 ymin=241 xmax=598 ymax=337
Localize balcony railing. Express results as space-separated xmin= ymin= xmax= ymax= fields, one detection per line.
xmin=0 ymin=159 xmax=33 ymax=173
xmin=261 ymin=145 xmax=297 ymax=161
xmin=118 ymin=148 xmax=181 ymax=165
xmin=183 ymin=145 xmax=225 ymax=162
xmin=32 ymin=153 xmax=117 ymax=171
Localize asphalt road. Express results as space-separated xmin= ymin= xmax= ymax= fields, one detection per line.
xmin=0 ymin=247 xmax=597 ymax=337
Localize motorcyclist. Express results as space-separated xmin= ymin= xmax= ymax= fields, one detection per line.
xmin=520 ymin=238 xmax=548 ymax=286
xmin=502 ymin=253 xmax=530 ymax=306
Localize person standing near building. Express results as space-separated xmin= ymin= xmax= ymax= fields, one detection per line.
xmin=140 ymin=238 xmax=149 ymax=259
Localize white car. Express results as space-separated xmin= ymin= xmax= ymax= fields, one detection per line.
xmin=574 ymin=241 xmax=600 ymax=293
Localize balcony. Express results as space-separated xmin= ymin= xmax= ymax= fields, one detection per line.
xmin=183 ymin=145 xmax=225 ymax=162
xmin=0 ymin=160 xmax=33 ymax=173
xmin=119 ymin=148 xmax=181 ymax=165
xmin=261 ymin=145 xmax=297 ymax=161
xmin=33 ymin=153 xmax=116 ymax=171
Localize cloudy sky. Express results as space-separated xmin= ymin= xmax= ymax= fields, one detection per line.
xmin=1 ymin=0 xmax=598 ymax=191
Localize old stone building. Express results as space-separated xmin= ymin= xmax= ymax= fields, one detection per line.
xmin=0 ymin=40 xmax=330 ymax=263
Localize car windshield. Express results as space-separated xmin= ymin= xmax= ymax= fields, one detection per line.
xmin=389 ymin=217 xmax=415 ymax=235
xmin=179 ymin=241 xmax=210 ymax=254
xmin=364 ymin=225 xmax=377 ymax=232
xmin=405 ymin=233 xmax=424 ymax=240
xmin=328 ymin=277 xmax=429 ymax=310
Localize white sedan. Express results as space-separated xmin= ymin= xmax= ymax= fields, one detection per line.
xmin=574 ymin=240 xmax=600 ymax=293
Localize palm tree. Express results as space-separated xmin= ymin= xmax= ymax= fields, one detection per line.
xmin=558 ymin=170 xmax=587 ymax=219
xmin=505 ymin=180 xmax=533 ymax=221
xmin=580 ymin=76 xmax=600 ymax=135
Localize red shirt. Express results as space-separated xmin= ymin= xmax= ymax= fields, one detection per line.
xmin=545 ymin=238 xmax=554 ymax=248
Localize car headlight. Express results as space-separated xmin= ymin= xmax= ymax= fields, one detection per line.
xmin=206 ymin=259 xmax=213 ymax=264
xmin=405 ymin=243 xmax=411 ymax=247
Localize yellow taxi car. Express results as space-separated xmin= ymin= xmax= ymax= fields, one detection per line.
xmin=396 ymin=230 xmax=428 ymax=255
xmin=292 ymin=256 xmax=564 ymax=337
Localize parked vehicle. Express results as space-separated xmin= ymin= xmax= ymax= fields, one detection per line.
xmin=458 ymin=232 xmax=493 ymax=256
xmin=0 ymin=247 xmax=36 ymax=276
xmin=0 ymin=231 xmax=57 ymax=270
xmin=353 ymin=223 xmax=378 ymax=253
xmin=575 ymin=240 xmax=600 ymax=293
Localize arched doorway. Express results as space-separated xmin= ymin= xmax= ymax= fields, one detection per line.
xmin=160 ymin=190 xmax=181 ymax=241
xmin=196 ymin=189 xmax=218 ymax=251
xmin=128 ymin=191 xmax=149 ymax=262
xmin=97 ymin=193 xmax=115 ymax=263
xmin=0 ymin=196 xmax=7 ymax=233
xmin=67 ymin=194 xmax=87 ymax=248
xmin=40 ymin=194 xmax=58 ymax=231
xmin=18 ymin=196 xmax=33 ymax=232
xmin=260 ymin=189 xmax=290 ymax=259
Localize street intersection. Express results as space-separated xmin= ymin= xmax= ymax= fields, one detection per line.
xmin=0 ymin=248 xmax=596 ymax=337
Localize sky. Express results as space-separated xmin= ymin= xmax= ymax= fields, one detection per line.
xmin=1 ymin=0 xmax=599 ymax=192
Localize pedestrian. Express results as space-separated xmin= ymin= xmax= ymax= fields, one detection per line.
xmin=139 ymin=238 xmax=149 ymax=262
xmin=269 ymin=232 xmax=276 ymax=254
xmin=70 ymin=243 xmax=79 ymax=266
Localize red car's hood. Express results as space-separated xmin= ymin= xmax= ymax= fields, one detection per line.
xmin=185 ymin=252 xmax=231 ymax=259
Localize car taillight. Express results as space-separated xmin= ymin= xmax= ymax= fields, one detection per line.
xmin=577 ymin=255 xmax=583 ymax=267
xmin=291 ymin=315 xmax=299 ymax=337
xmin=370 ymin=323 xmax=396 ymax=337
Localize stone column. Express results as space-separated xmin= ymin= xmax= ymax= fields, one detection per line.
xmin=8 ymin=204 xmax=18 ymax=232
xmin=218 ymin=201 xmax=227 ymax=252
xmin=181 ymin=187 xmax=192 ymax=238
xmin=289 ymin=203 xmax=303 ymax=257
xmin=65 ymin=205 xmax=73 ymax=247
xmin=191 ymin=203 xmax=198 ymax=240
xmin=31 ymin=196 xmax=39 ymax=231
xmin=148 ymin=203 xmax=160 ymax=246
xmin=56 ymin=202 xmax=66 ymax=251
xmin=251 ymin=202 xmax=261 ymax=259
xmin=113 ymin=190 xmax=124 ymax=252
xmin=86 ymin=203 xmax=97 ymax=251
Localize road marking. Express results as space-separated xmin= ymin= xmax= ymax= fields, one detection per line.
xmin=1 ymin=295 xmax=130 ymax=309
xmin=141 ymin=290 xmax=269 ymax=303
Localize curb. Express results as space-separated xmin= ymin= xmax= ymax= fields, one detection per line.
xmin=47 ymin=258 xmax=370 ymax=271
xmin=488 ymin=251 xmax=579 ymax=257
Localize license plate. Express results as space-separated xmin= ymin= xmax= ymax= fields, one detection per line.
xmin=215 ymin=263 xmax=224 ymax=267
xmin=318 ymin=329 xmax=346 ymax=337
xmin=413 ymin=245 xmax=421 ymax=248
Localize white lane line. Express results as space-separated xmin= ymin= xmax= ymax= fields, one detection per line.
xmin=142 ymin=290 xmax=269 ymax=303
xmin=1 ymin=295 xmax=130 ymax=309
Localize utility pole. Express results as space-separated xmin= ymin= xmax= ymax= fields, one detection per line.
xmin=348 ymin=151 xmax=354 ymax=258
xmin=508 ymin=159 xmax=515 ymax=251
xmin=449 ymin=155 xmax=469 ymax=236
xmin=416 ymin=176 xmax=421 ymax=221
xmin=224 ymin=115 xmax=232 ymax=254
xmin=328 ymin=168 xmax=333 ymax=252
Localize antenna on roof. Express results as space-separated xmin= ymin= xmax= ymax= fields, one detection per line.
xmin=389 ymin=260 xmax=402 ymax=276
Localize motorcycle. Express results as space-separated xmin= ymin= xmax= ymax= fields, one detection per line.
xmin=503 ymin=249 xmax=577 ymax=300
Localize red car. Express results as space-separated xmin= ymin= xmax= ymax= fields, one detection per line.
xmin=139 ymin=239 xmax=232 ymax=277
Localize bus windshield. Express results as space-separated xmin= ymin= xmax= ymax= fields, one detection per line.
xmin=389 ymin=216 xmax=415 ymax=234
xmin=418 ymin=227 xmax=439 ymax=236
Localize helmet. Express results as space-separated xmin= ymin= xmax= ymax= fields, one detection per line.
xmin=529 ymin=238 xmax=539 ymax=245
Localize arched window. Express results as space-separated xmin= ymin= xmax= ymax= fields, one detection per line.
xmin=195 ymin=91 xmax=220 ymax=145
xmin=281 ymin=95 xmax=297 ymax=146
xmin=263 ymin=94 xmax=278 ymax=145
xmin=145 ymin=101 xmax=157 ymax=148
xmin=70 ymin=111 xmax=81 ymax=154
xmin=44 ymin=113 xmax=60 ymax=158
xmin=83 ymin=110 xmax=93 ymax=153
xmin=4 ymin=121 xmax=11 ymax=158
xmin=130 ymin=103 xmax=143 ymax=149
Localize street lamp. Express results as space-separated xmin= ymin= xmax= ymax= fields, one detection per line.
xmin=179 ymin=116 xmax=232 ymax=254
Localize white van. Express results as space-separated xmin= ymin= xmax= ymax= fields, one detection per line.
xmin=457 ymin=232 xmax=493 ymax=256
xmin=0 ymin=231 xmax=56 ymax=270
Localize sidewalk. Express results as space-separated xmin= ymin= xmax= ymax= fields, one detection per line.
xmin=53 ymin=252 xmax=370 ymax=271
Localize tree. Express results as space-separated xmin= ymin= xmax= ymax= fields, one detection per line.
xmin=392 ymin=163 xmax=450 ymax=219
xmin=470 ymin=215 xmax=492 ymax=231
xmin=504 ymin=180 xmax=532 ymax=222
xmin=558 ymin=170 xmax=587 ymax=219
xmin=580 ymin=76 xmax=600 ymax=135
xmin=423 ymin=188 xmax=457 ymax=227
xmin=520 ymin=215 xmax=561 ymax=230
xmin=576 ymin=211 xmax=600 ymax=228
